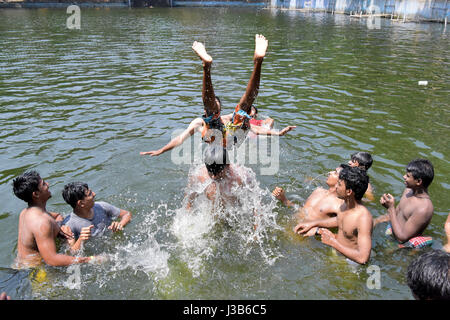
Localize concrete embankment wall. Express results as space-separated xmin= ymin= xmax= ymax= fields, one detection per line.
xmin=173 ymin=0 xmax=449 ymax=22
xmin=0 ymin=0 xmax=173 ymax=8
xmin=1 ymin=0 xmax=448 ymax=22
xmin=266 ymin=0 xmax=449 ymax=22
xmin=0 ymin=0 xmax=130 ymax=8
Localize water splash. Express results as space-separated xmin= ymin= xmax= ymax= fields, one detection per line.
xmin=170 ymin=163 xmax=284 ymax=277
xmin=304 ymin=171 xmax=329 ymax=189
xmin=25 ymin=165 xmax=287 ymax=296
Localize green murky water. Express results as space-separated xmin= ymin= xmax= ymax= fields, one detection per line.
xmin=0 ymin=7 xmax=449 ymax=299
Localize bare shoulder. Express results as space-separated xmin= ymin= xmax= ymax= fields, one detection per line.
xmin=355 ymin=205 xmax=373 ymax=230
xmin=18 ymin=207 xmax=28 ymax=218
xmin=404 ymin=192 xmax=434 ymax=215
xmin=416 ymin=197 xmax=434 ymax=216
xmin=424 ymin=197 xmax=433 ymax=210
xmin=21 ymin=207 xmax=43 ymax=220
xmin=24 ymin=208 xmax=53 ymax=234
xmin=310 ymin=187 xmax=327 ymax=196
xmin=304 ymin=188 xmax=326 ymax=204
xmin=356 ymin=204 xmax=373 ymax=220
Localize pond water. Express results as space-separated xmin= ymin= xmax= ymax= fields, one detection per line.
xmin=0 ymin=7 xmax=449 ymax=300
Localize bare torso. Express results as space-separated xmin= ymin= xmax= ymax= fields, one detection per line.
xmin=394 ymin=188 xmax=433 ymax=236
xmin=296 ymin=188 xmax=343 ymax=222
xmin=16 ymin=207 xmax=60 ymax=267
xmin=336 ymin=204 xmax=372 ymax=250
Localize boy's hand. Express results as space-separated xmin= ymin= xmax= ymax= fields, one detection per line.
xmin=79 ymin=225 xmax=94 ymax=241
xmin=294 ymin=221 xmax=316 ymax=234
xmin=380 ymin=193 xmax=395 ymax=209
xmin=320 ymin=228 xmax=337 ymax=246
xmin=272 ymin=187 xmax=286 ymax=202
xmin=108 ymin=221 xmax=124 ymax=232
xmin=140 ymin=149 xmax=163 ymax=156
xmin=59 ymin=225 xmax=74 ymax=240
xmin=279 ymin=126 xmax=296 ymax=136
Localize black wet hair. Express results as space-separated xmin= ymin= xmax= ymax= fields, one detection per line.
xmin=406 ymin=159 xmax=434 ymax=189
xmin=204 ymin=146 xmax=229 ymax=176
xmin=62 ymin=182 xmax=89 ymax=209
xmin=351 ymin=152 xmax=373 ymax=171
xmin=406 ymin=249 xmax=450 ymax=300
xmin=12 ymin=170 xmax=42 ymax=204
xmin=338 ymin=165 xmax=369 ymax=201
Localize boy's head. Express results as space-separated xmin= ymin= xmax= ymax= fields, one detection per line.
xmin=12 ymin=170 xmax=51 ymax=205
xmin=404 ymin=159 xmax=434 ymax=189
xmin=349 ymin=152 xmax=373 ymax=171
xmin=407 ymin=249 xmax=450 ymax=300
xmin=326 ymin=164 xmax=345 ymax=187
xmin=62 ymin=182 xmax=95 ymax=210
xmin=204 ymin=146 xmax=229 ymax=179
xmin=337 ymin=165 xmax=369 ymax=201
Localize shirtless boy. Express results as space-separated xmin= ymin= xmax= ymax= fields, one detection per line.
xmin=12 ymin=171 xmax=92 ymax=267
xmin=140 ymin=34 xmax=295 ymax=157
xmin=294 ymin=165 xmax=373 ymax=265
xmin=373 ymin=159 xmax=434 ymax=247
xmin=272 ymin=165 xmax=345 ymax=236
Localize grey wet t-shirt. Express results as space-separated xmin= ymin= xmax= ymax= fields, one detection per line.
xmin=63 ymin=201 xmax=121 ymax=239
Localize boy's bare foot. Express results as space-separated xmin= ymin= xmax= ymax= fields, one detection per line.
xmin=254 ymin=34 xmax=268 ymax=60
xmin=192 ymin=41 xmax=212 ymax=65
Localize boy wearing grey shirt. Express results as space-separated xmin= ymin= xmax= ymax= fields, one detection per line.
xmin=62 ymin=182 xmax=132 ymax=251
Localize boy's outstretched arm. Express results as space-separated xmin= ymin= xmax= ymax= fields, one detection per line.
xmin=140 ymin=118 xmax=204 ymax=157
xmin=250 ymin=124 xmax=296 ymax=136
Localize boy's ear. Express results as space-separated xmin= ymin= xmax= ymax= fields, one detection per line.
xmin=32 ymin=190 xmax=39 ymax=200
xmin=416 ymin=178 xmax=423 ymax=187
xmin=346 ymin=188 xmax=353 ymax=198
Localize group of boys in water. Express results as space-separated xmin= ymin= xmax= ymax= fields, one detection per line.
xmin=9 ymin=35 xmax=449 ymax=276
